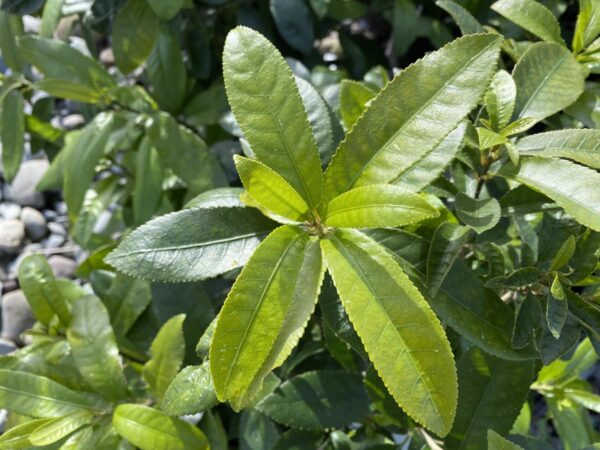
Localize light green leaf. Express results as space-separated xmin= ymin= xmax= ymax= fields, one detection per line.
xmin=339 ymin=80 xmax=375 ymax=130
xmin=35 ymin=78 xmax=105 ymax=103
xmin=487 ymin=430 xmax=525 ymax=450
xmin=436 ymin=0 xmax=485 ymax=35
xmin=106 ymin=207 xmax=276 ymax=282
xmin=492 ymin=0 xmax=564 ymax=44
xmin=17 ymin=36 xmax=115 ymax=90
xmin=564 ymin=388 xmax=600 ymax=413
xmin=0 ymin=13 xmax=25 ymax=73
xmin=161 ymin=362 xmax=217 ymax=416
xmin=324 ymin=185 xmax=439 ymax=228
xmin=499 ymin=157 xmax=600 ymax=231
xmin=211 ymin=225 xmax=324 ymax=410
xmin=426 ymin=223 xmax=471 ymax=297
xmin=145 ymin=0 xmax=183 ymax=20
xmin=133 ymin=136 xmax=163 ymax=225
xmin=112 ymin=0 xmax=159 ymax=74
xmin=1 ymin=90 xmax=25 ymax=183
xmin=537 ymin=338 xmax=596 ymax=387
xmin=113 ymin=404 xmax=209 ymax=450
xmin=143 ymin=314 xmax=186 ymax=402
xmin=446 ymin=347 xmax=534 ymax=450
xmin=485 ymin=70 xmax=516 ymax=130
xmin=477 ymin=128 xmax=508 ymax=150
xmin=512 ymin=43 xmax=585 ymax=121
xmin=0 ymin=369 xmax=91 ymax=417
xmin=393 ymin=122 xmax=467 ymax=192
xmin=67 ymin=295 xmax=127 ymax=401
xmin=550 ymin=235 xmax=576 ymax=271
xmin=223 ymin=26 xmax=323 ymax=210
xmin=18 ymin=254 xmax=70 ymax=327
xmin=517 ymin=130 xmax=600 ymax=169
xmin=30 ymin=410 xmax=93 ymax=446
xmin=235 ymin=155 xmax=309 ymax=223
xmin=40 ymin=0 xmax=63 ymax=38
xmin=0 ymin=419 xmax=52 ymax=449
xmin=185 ymin=188 xmax=244 ymax=209
xmin=256 ymin=371 xmax=370 ymax=430
xmin=455 ymin=193 xmax=501 ymax=234
xmin=321 ymin=229 xmax=457 ymax=436
xmin=573 ymin=0 xmax=600 ymax=53
xmin=324 ymin=33 xmax=502 ymax=200
xmin=547 ymin=396 xmax=593 ymax=449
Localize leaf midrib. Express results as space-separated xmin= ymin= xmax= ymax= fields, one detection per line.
xmin=0 ymin=384 xmax=89 ymax=413
xmin=326 ymin=202 xmax=431 ymax=221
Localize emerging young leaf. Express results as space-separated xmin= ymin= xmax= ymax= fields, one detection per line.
xmin=67 ymin=295 xmax=128 ymax=401
xmin=255 ymin=371 xmax=370 ymax=430
xmin=106 ymin=207 xmax=276 ymax=282
xmin=516 ymin=130 xmax=600 ymax=169
xmin=491 ymin=0 xmax=564 ymax=44
xmin=324 ymin=33 xmax=502 ymax=200
xmin=1 ymin=90 xmax=25 ymax=183
xmin=223 ymin=26 xmax=324 ymax=210
xmin=321 ymin=229 xmax=457 ymax=436
xmin=113 ymin=404 xmax=209 ymax=450
xmin=573 ymin=0 xmax=600 ymax=53
xmin=210 ymin=225 xmax=324 ymax=410
xmin=161 ymin=362 xmax=217 ymax=416
xmin=485 ymin=70 xmax=516 ymax=131
xmin=235 ymin=156 xmax=310 ymax=223
xmin=324 ymin=185 xmax=439 ymax=228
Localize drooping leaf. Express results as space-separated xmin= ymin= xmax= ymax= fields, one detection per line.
xmin=211 ymin=225 xmax=324 ymax=410
xmin=223 ymin=26 xmax=323 ymax=210
xmin=1 ymin=89 xmax=25 ymax=183
xmin=0 ymin=370 xmax=92 ymax=417
xmin=321 ymin=229 xmax=457 ymax=436
xmin=324 ymin=184 xmax=438 ymax=228
xmin=446 ymin=347 xmax=535 ymax=450
xmin=324 ymin=33 xmax=502 ymax=200
xmin=426 ymin=222 xmax=471 ymax=297
xmin=491 ymin=0 xmax=564 ymax=44
xmin=113 ymin=404 xmax=209 ymax=450
xmin=161 ymin=362 xmax=217 ymax=416
xmin=270 ymin=0 xmax=315 ymax=54
xmin=112 ymin=0 xmax=159 ymax=74
xmin=516 ymin=130 xmax=600 ymax=169
xmin=256 ymin=371 xmax=370 ymax=430
xmin=455 ymin=193 xmax=501 ymax=234
xmin=436 ymin=0 xmax=485 ymax=35
xmin=143 ymin=314 xmax=186 ymax=402
xmin=29 ymin=410 xmax=94 ymax=446
xmin=512 ymin=43 xmax=585 ymax=121
xmin=106 ymin=207 xmax=276 ymax=282
xmin=485 ymin=70 xmax=516 ymax=130
xmin=499 ymin=157 xmax=600 ymax=232
xmin=0 ymin=12 xmax=25 ymax=73
xmin=235 ymin=156 xmax=310 ymax=223
xmin=339 ymin=80 xmax=375 ymax=130
xmin=67 ymin=295 xmax=128 ymax=401
xmin=145 ymin=0 xmax=183 ymax=20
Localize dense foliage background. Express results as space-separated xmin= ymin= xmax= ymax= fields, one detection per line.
xmin=1 ymin=0 xmax=600 ymax=449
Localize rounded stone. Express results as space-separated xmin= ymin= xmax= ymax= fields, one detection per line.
xmin=4 ymin=160 xmax=49 ymax=208
xmin=0 ymin=219 xmax=25 ymax=254
xmin=21 ymin=207 xmax=47 ymax=242
xmin=1 ymin=290 xmax=35 ymax=344
xmin=47 ymin=255 xmax=76 ymax=279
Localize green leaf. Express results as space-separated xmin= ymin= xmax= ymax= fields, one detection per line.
xmin=436 ymin=0 xmax=485 ymax=35
xmin=499 ymin=157 xmax=600 ymax=232
xmin=145 ymin=0 xmax=183 ymax=20
xmin=549 ymin=235 xmax=576 ymax=271
xmin=455 ymin=193 xmax=501 ymax=234
xmin=67 ymin=295 xmax=127 ymax=401
xmin=487 ymin=430 xmax=525 ymax=450
xmin=0 ymin=12 xmax=25 ymax=73
xmin=0 ymin=418 xmax=52 ymax=449
xmin=106 ymin=207 xmax=276 ymax=282
xmin=39 ymin=0 xmax=63 ymax=38
xmin=256 ymin=371 xmax=370 ymax=430
xmin=485 ymin=70 xmax=516 ymax=130
xmin=143 ymin=314 xmax=186 ymax=402
xmin=324 ymin=33 xmax=502 ymax=200
xmin=29 ymin=410 xmax=93 ymax=446
xmin=17 ymin=36 xmax=115 ymax=90
xmin=147 ymin=29 xmax=188 ymax=113
xmin=573 ymin=0 xmax=600 ymax=53
xmin=272 ymin=430 xmax=323 ymax=450
xmin=547 ymin=289 xmax=568 ymax=340
xmin=564 ymin=388 xmax=600 ymax=413
xmin=516 ymin=130 xmax=600 ymax=169
xmin=339 ymin=80 xmax=375 ymax=130
xmin=235 ymin=156 xmax=309 ymax=223
xmin=324 ymin=185 xmax=439 ymax=228
xmin=1 ymin=90 xmax=25 ymax=183
xmin=477 ymin=128 xmax=508 ymax=150
xmin=537 ymin=338 xmax=596 ymax=387
xmin=239 ymin=409 xmax=280 ymax=450
xmin=185 ymin=188 xmax=244 ymax=210
xmin=321 ymin=229 xmax=457 ymax=436
xmin=491 ymin=0 xmax=564 ymax=44
xmin=35 ymin=78 xmax=105 ymax=103
xmin=512 ymin=43 xmax=585 ymax=121
xmin=446 ymin=347 xmax=534 ymax=450
xmin=270 ymin=0 xmax=315 ymax=54
xmin=103 ymin=274 xmax=152 ymax=338
xmin=161 ymin=362 xmax=217 ymax=416
xmin=210 ymin=225 xmax=324 ymax=410
xmin=393 ymin=0 xmax=418 ymax=55
xmin=112 ymin=0 xmax=159 ymax=74
xmin=133 ymin=136 xmax=163 ymax=225
xmin=426 ymin=223 xmax=471 ymax=297
xmin=113 ymin=404 xmax=209 ymax=450
xmin=223 ymin=27 xmax=323 ymax=210
xmin=0 ymin=369 xmax=91 ymax=417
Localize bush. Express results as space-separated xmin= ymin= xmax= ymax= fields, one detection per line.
xmin=1 ymin=0 xmax=600 ymax=449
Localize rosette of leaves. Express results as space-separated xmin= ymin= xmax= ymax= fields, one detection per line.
xmin=107 ymin=26 xmax=504 ymax=436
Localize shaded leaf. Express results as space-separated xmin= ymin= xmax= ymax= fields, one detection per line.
xmin=455 ymin=193 xmax=501 ymax=234
xmin=1 ymin=90 xmax=25 ymax=183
